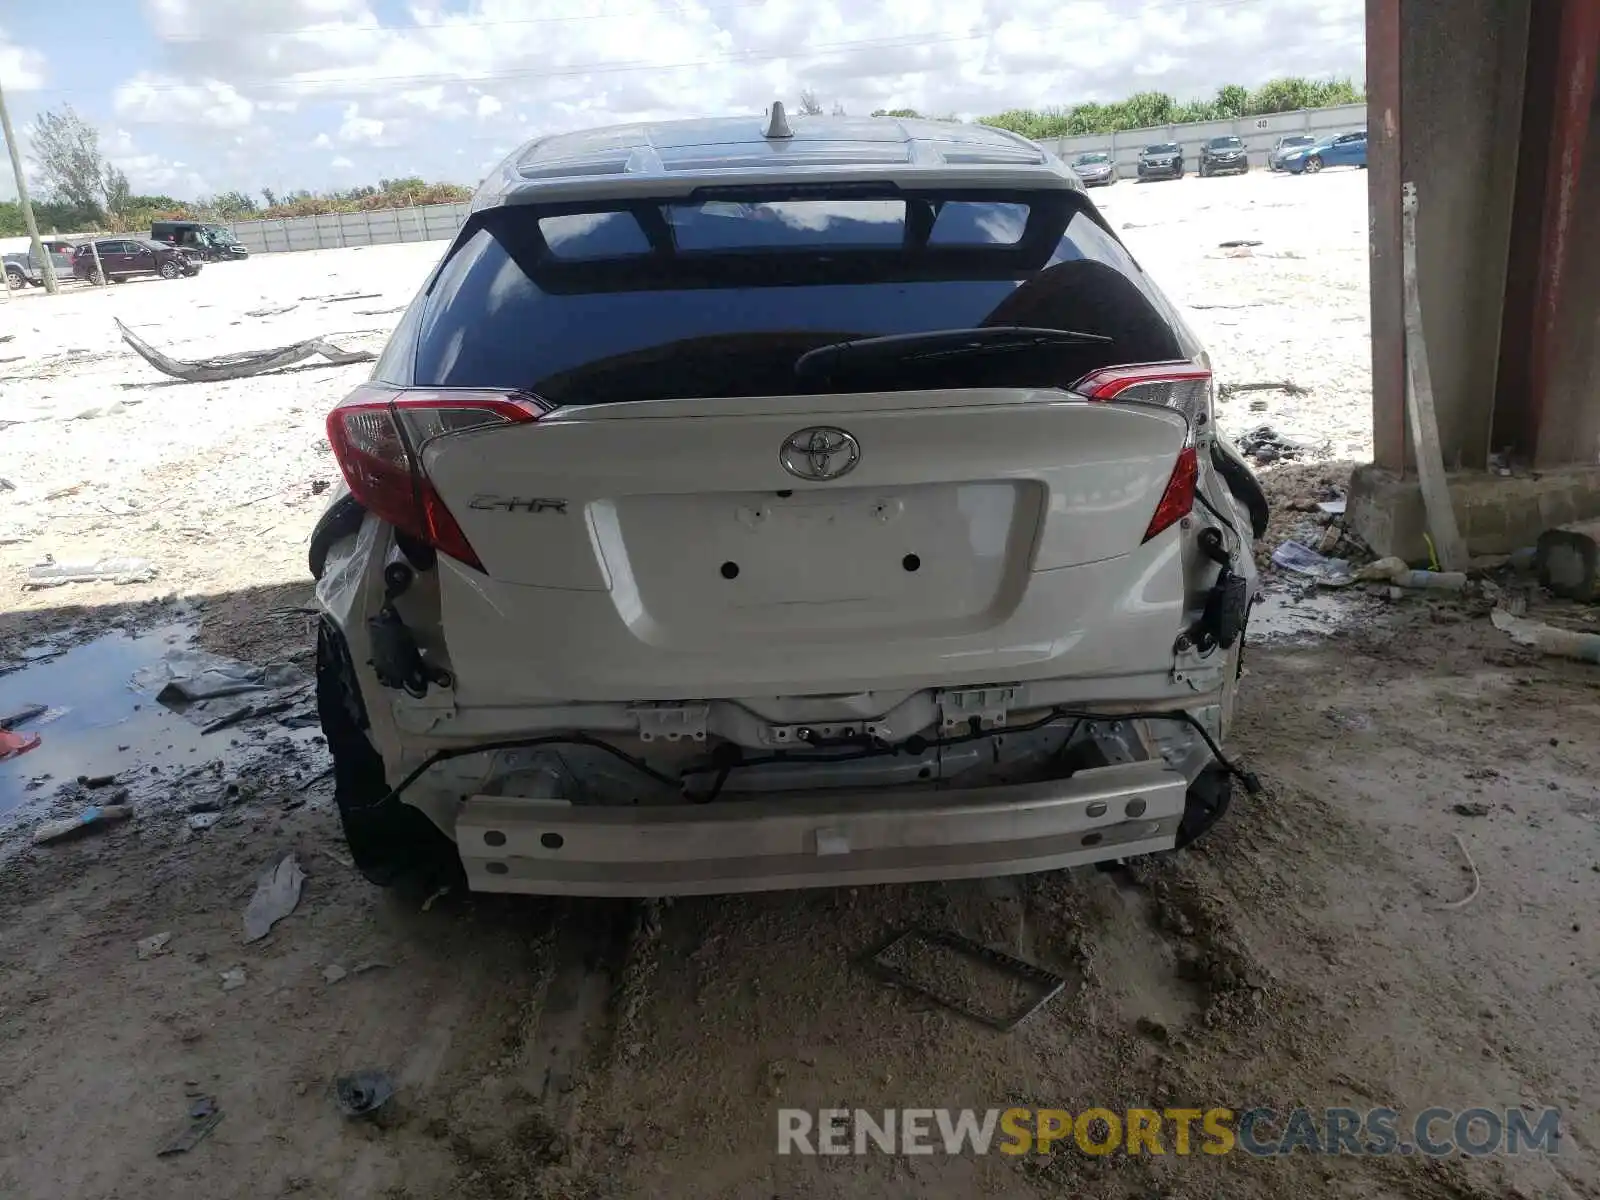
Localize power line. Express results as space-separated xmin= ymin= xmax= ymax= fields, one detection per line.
xmin=36 ymin=0 xmax=1361 ymax=98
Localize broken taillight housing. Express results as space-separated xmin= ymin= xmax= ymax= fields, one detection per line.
xmin=1074 ymin=362 xmax=1209 ymax=542
xmin=325 ymin=384 xmax=546 ymax=571
xmin=1073 ymin=361 xmax=1214 ymax=426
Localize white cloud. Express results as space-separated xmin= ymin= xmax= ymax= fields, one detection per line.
xmin=330 ymin=155 xmax=354 ymax=168
xmin=103 ymin=129 xmax=212 ymax=197
xmin=0 ymin=27 xmax=45 ymax=90
xmin=130 ymin=0 xmax=1365 ymax=194
xmin=114 ymin=73 xmax=255 ymax=130
xmin=337 ymin=104 xmax=388 ymax=145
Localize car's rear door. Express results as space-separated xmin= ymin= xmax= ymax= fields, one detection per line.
xmin=341 ymin=188 xmax=1211 ymax=704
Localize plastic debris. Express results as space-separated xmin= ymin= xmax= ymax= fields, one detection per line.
xmin=33 ymin=804 xmax=133 ymax=845
xmin=322 ymin=964 xmax=348 ymax=985
xmin=187 ymin=812 xmax=222 ymax=831
xmin=157 ymin=1096 xmax=223 ymax=1157
xmin=1317 ymin=498 xmax=1347 ymax=515
xmin=1354 ymin=557 xmax=1467 ymax=591
xmin=0 ymin=728 xmax=41 ymax=760
xmin=1271 ymin=540 xmax=1353 ymax=585
xmin=1236 ymin=424 xmax=1311 ymax=464
xmin=335 ymin=1069 xmax=395 ymax=1117
xmin=116 ymin=318 xmax=375 ymax=383
xmin=220 ymin=967 xmax=247 ymax=991
xmin=23 ymin=557 xmax=157 ymax=589
xmin=137 ymin=932 xmax=173 ymax=960
xmin=243 ymin=853 xmax=306 ymax=942
xmin=1491 ymin=607 xmax=1600 ymax=665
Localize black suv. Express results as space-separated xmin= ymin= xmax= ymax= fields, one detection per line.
xmin=1199 ymin=136 xmax=1249 ymax=177
xmin=1137 ymin=143 xmax=1183 ymax=181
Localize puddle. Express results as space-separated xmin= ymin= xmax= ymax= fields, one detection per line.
xmin=0 ymin=624 xmax=322 ymax=819
xmin=1250 ymin=586 xmax=1371 ymax=642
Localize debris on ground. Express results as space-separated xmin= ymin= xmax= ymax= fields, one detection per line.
xmin=141 ymin=651 xmax=309 ymax=730
xmin=862 ymin=927 xmax=1070 ymax=1032
xmin=322 ymin=964 xmax=348 ymax=985
xmin=1432 ymin=834 xmax=1483 ymax=911
xmin=187 ymin=812 xmax=223 ymax=831
xmin=420 ymin=885 xmax=450 ymax=913
xmin=243 ymin=304 xmax=298 ymax=318
xmin=1271 ymin=540 xmax=1354 ymax=585
xmin=1237 ymin=424 xmax=1311 ymax=464
xmin=1452 ymin=802 xmax=1493 ymax=818
xmin=0 ymin=728 xmax=42 ymax=759
xmin=116 ymin=318 xmax=376 ymax=384
xmin=1219 ymin=379 xmax=1310 ymax=399
xmin=334 ymin=1070 xmax=395 ymax=1117
xmin=1491 ymin=607 xmax=1600 ymax=664
xmin=23 ymin=556 xmax=157 ymax=589
xmin=1535 ymin=519 xmax=1600 ymax=602
xmin=1354 ymin=556 xmax=1468 ymax=591
xmin=1217 ymin=239 xmax=1264 ymax=249
xmin=156 ymin=1096 xmax=224 ymax=1157
xmin=220 ymin=967 xmax=247 ymax=992
xmin=243 ymin=853 xmax=306 ymax=942
xmin=0 ymin=702 xmax=47 ymax=729
xmin=137 ymin=932 xmax=173 ymax=960
xmin=32 ymin=803 xmax=133 ymax=846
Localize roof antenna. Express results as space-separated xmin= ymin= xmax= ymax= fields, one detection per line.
xmin=764 ymin=100 xmax=793 ymax=140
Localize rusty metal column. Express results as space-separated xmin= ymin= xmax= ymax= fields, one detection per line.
xmin=1494 ymin=0 xmax=1600 ymax=465
xmin=1367 ymin=0 xmax=1407 ymax=471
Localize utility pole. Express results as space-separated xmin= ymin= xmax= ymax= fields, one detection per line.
xmin=0 ymin=72 xmax=57 ymax=294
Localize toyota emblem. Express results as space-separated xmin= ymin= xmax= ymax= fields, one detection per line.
xmin=779 ymin=427 xmax=861 ymax=482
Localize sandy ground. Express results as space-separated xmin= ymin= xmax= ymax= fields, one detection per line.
xmin=3 ymin=167 xmax=1598 ymax=1200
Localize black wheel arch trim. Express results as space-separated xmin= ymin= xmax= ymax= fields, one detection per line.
xmin=309 ymin=492 xmax=366 ymax=580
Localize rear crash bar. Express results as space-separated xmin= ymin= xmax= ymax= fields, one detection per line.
xmin=355 ymin=709 xmax=1261 ymax=815
xmin=456 ymin=760 xmax=1187 ymax=897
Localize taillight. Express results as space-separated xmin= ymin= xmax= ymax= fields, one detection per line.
xmin=1143 ymin=445 xmax=1198 ymax=542
xmin=1074 ymin=361 xmax=1213 ymax=425
xmin=325 ymin=384 xmax=545 ymax=571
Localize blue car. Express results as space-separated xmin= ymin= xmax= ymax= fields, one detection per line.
xmin=1283 ymin=129 xmax=1367 ymax=174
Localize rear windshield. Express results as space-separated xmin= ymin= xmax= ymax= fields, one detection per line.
xmin=406 ymin=189 xmax=1184 ymax=404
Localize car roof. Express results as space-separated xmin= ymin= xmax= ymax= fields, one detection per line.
xmin=471 ymin=109 xmax=1079 ymax=211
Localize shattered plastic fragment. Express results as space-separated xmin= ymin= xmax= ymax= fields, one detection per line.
xmin=24 ymin=557 xmax=157 ymax=589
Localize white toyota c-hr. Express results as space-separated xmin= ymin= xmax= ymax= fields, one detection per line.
xmin=309 ymin=107 xmax=1269 ymax=898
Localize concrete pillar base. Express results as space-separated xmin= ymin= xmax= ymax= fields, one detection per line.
xmin=1346 ymin=464 xmax=1600 ymax=561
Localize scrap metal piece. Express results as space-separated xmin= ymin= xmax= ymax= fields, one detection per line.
xmin=115 ymin=318 xmax=374 ymax=383
xmin=862 ymin=927 xmax=1069 ymax=1032
xmin=156 ymin=1096 xmax=223 ymax=1156
xmin=335 ymin=1070 xmax=395 ymax=1117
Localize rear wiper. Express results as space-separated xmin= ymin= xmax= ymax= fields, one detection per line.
xmin=793 ymin=326 xmax=1112 ymax=384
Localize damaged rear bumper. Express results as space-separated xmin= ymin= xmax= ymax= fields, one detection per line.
xmin=455 ymin=759 xmax=1188 ymax=896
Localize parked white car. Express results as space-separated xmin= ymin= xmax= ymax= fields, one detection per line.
xmin=310 ymin=107 xmax=1269 ymax=897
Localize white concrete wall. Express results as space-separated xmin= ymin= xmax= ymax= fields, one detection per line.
xmin=225 ymin=201 xmax=470 ymax=255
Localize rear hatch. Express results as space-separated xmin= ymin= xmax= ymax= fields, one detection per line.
xmin=332 ymin=187 xmax=1207 ymax=702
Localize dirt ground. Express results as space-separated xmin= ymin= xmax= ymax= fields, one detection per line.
xmin=3 ymin=168 xmax=1598 ymax=1199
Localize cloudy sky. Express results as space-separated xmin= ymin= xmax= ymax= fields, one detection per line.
xmin=0 ymin=0 xmax=1363 ymax=203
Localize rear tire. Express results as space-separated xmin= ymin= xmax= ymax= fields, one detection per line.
xmin=316 ymin=620 xmax=463 ymax=891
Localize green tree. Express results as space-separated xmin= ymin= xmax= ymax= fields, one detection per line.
xmin=871 ymin=108 xmax=923 ymax=119
xmin=1214 ymin=84 xmax=1249 ymax=117
xmin=210 ymin=190 xmax=258 ymax=218
xmin=29 ymin=105 xmax=108 ymax=219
